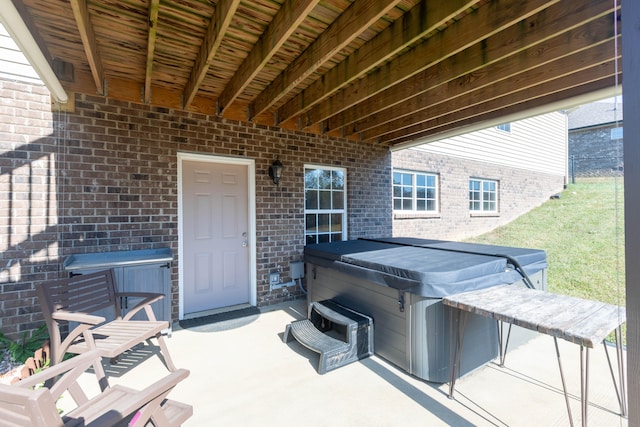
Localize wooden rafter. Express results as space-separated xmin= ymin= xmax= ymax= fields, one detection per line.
xmin=336 ymin=1 xmax=616 ymax=137
xmin=389 ymin=74 xmax=618 ymax=148
xmin=16 ymin=0 xmax=621 ymax=148
xmin=183 ymin=0 xmax=240 ymax=109
xmin=297 ymin=0 xmax=560 ymax=131
xmin=10 ymin=0 xmax=53 ymax=63
xmin=248 ymin=0 xmax=402 ymax=121
xmin=143 ymin=0 xmax=160 ymax=104
xmin=217 ymin=0 xmax=320 ymax=116
xmin=361 ymin=26 xmax=617 ymax=142
xmin=69 ymin=0 xmax=104 ymax=95
xmin=275 ymin=0 xmax=476 ymax=125
xmin=382 ymin=55 xmax=620 ymax=145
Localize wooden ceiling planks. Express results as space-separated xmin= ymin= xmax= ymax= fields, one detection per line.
xmin=12 ymin=0 xmax=621 ymax=147
xmin=331 ymin=0 xmax=617 ymax=139
xmin=247 ymin=0 xmax=404 ymax=121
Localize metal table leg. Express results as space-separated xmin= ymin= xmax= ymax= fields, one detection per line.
xmin=603 ymin=326 xmax=627 ymax=417
xmin=496 ymin=320 xmax=512 ymax=367
xmin=554 ymin=337 xmax=575 ymax=427
xmin=448 ymin=308 xmax=469 ymax=399
xmin=580 ymin=345 xmax=590 ymax=427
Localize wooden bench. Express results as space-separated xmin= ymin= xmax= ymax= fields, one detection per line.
xmin=443 ymin=284 xmax=627 ymax=427
xmin=0 ymin=350 xmax=192 ymax=426
xmin=36 ymin=269 xmax=177 ymax=388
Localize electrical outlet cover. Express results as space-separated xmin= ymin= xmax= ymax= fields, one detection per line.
xmin=269 ymin=272 xmax=280 ymax=284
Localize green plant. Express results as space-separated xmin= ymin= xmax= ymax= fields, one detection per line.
xmin=466 ymin=177 xmax=626 ymax=342
xmin=0 ymin=324 xmax=49 ymax=363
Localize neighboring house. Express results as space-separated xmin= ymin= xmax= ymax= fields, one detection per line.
xmin=567 ymin=101 xmax=624 ymax=176
xmin=392 ymin=113 xmax=568 ymax=240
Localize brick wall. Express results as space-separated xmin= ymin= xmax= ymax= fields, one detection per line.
xmin=0 ymin=79 xmax=59 ymax=337
xmin=392 ymin=148 xmax=565 ymax=240
xmin=0 ymin=83 xmax=391 ymax=338
xmin=568 ymin=125 xmax=624 ymax=176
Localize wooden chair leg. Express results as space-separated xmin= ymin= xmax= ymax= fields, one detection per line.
xmin=157 ymin=333 xmax=177 ymax=372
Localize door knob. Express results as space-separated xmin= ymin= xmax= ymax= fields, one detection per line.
xmin=242 ymin=241 xmax=248 ymax=247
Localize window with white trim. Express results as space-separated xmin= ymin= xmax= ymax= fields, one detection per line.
xmin=469 ymin=178 xmax=498 ymax=212
xmin=393 ymin=170 xmax=438 ymax=212
xmin=496 ymin=123 xmax=511 ymax=133
xmin=304 ymin=166 xmax=347 ymax=244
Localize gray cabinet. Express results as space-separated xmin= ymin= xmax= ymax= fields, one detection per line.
xmin=63 ymin=249 xmax=173 ymax=325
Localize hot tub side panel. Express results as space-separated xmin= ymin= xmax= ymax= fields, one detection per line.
xmin=307 ymin=261 xmax=499 ymax=383
xmin=307 ymin=262 xmax=410 ymax=372
xmin=409 ymin=296 xmax=497 ymax=383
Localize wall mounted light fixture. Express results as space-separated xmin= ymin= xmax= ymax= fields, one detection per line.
xmin=268 ymin=158 xmax=283 ymax=186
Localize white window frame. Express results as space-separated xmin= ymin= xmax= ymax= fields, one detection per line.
xmin=304 ymin=165 xmax=347 ymax=244
xmin=496 ymin=123 xmax=511 ymax=133
xmin=469 ymin=178 xmax=498 ymax=213
xmin=392 ymin=170 xmax=439 ymax=212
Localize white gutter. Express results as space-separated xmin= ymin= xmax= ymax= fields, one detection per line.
xmin=0 ymin=0 xmax=68 ymax=104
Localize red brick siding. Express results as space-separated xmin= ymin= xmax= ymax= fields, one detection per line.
xmin=1 ymin=84 xmax=391 ymax=337
xmin=392 ymin=148 xmax=565 ymax=240
xmin=0 ymin=80 xmax=59 ymax=337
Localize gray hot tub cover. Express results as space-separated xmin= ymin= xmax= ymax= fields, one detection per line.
xmin=304 ymin=238 xmax=546 ymax=298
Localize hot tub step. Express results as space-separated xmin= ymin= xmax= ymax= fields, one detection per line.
xmin=283 ymin=300 xmax=373 ymax=374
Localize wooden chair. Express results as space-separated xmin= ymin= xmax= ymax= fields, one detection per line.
xmin=35 ymin=269 xmax=177 ymax=389
xmin=0 ymin=350 xmax=192 ymax=426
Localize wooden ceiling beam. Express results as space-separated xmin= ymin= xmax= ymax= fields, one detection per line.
xmin=183 ymin=0 xmax=240 ymax=109
xmin=367 ymin=39 xmax=617 ymax=142
xmin=330 ymin=0 xmax=616 ymax=136
xmin=387 ymin=76 xmax=618 ymax=148
xmin=143 ymin=0 xmax=160 ymax=104
xmin=354 ymin=15 xmax=617 ymax=139
xmin=69 ymin=0 xmax=105 ymax=95
xmin=248 ymin=0 xmax=402 ymax=121
xmin=10 ymin=0 xmax=54 ymax=63
xmin=380 ymin=55 xmax=619 ymax=145
xmin=297 ymin=0 xmax=559 ymax=130
xmin=217 ymin=0 xmax=320 ymax=116
xmin=275 ymin=0 xmax=477 ymax=125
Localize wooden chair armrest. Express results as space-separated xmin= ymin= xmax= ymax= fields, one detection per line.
xmin=116 ymin=291 xmax=164 ymax=301
xmin=51 ymin=310 xmax=105 ymax=325
xmin=15 ymin=351 xmax=101 ymax=393
xmin=116 ymin=293 xmax=164 ymax=321
xmin=127 ymin=369 xmax=190 ymax=427
xmin=48 ymin=312 xmax=106 ymax=364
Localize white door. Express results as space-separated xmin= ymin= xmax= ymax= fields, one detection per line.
xmin=181 ymin=159 xmax=251 ymax=314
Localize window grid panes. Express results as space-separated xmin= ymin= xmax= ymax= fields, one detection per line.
xmin=496 ymin=123 xmax=511 ymax=133
xmin=305 ymin=167 xmax=346 ymax=245
xmin=393 ymin=171 xmax=438 ymax=212
xmin=469 ymin=178 xmax=498 ymax=212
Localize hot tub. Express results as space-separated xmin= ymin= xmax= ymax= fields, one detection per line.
xmin=304 ymin=238 xmax=547 ymax=383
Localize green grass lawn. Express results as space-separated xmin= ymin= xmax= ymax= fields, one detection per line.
xmin=466 ymin=177 xmax=626 ymax=308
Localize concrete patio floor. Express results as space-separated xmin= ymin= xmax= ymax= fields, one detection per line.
xmin=81 ymin=299 xmax=627 ymax=427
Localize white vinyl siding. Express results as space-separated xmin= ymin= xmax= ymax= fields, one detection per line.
xmin=0 ymin=23 xmax=42 ymax=84
xmin=413 ymin=112 xmax=566 ymax=176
